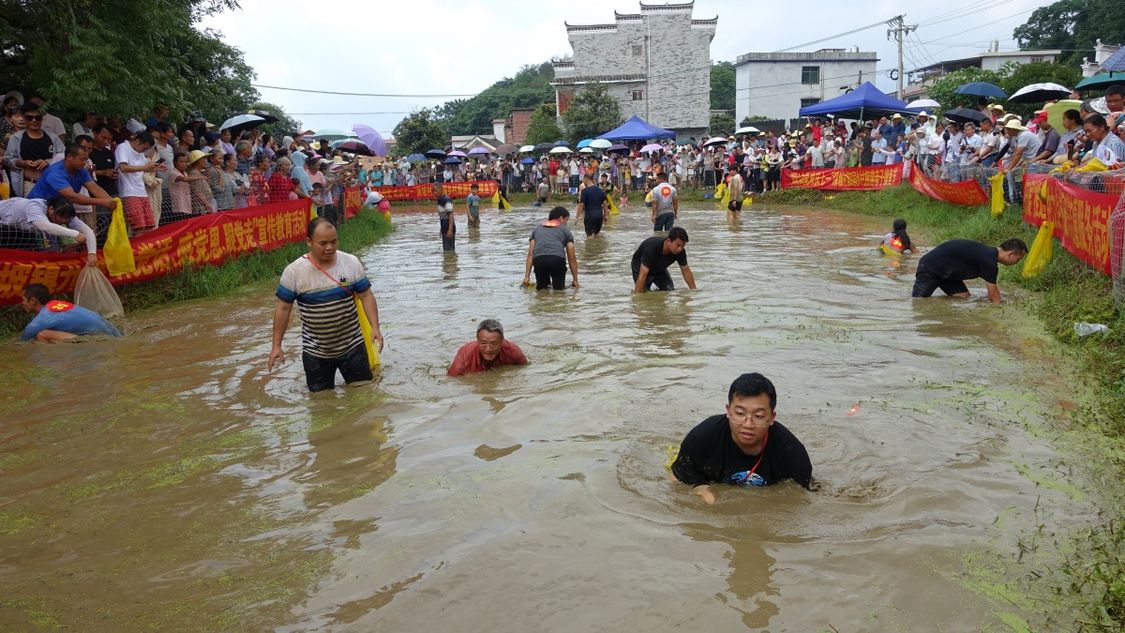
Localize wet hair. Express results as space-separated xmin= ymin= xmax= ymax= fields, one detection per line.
xmin=49 ymin=198 xmax=76 ymax=220
xmin=667 ymin=226 xmax=689 ymax=243
xmin=1063 ymin=109 xmax=1082 ymax=126
xmin=547 ymin=206 xmax=569 ymax=220
xmin=892 ymin=218 xmax=907 ymax=232
xmin=306 ymin=216 xmax=334 ymax=239
xmin=133 ymin=130 xmax=155 ymax=146
xmin=23 ymin=283 xmax=51 ymax=304
xmin=728 ymin=372 xmax=777 ymax=409
xmin=1085 ymin=114 xmax=1108 ymax=130
xmin=1000 ymin=238 xmax=1028 ymax=255
xmin=476 ymin=318 xmax=504 ymax=338
xmin=65 ymin=143 xmax=87 ymax=158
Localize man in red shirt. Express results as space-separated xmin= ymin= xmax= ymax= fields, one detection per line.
xmin=447 ymin=319 xmax=528 ymax=376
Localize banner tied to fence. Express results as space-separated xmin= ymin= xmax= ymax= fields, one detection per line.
xmin=908 ymin=164 xmax=989 ymax=206
xmin=1022 ymin=173 xmax=1116 ymax=275
xmin=0 ymin=198 xmax=312 ymax=306
xmin=781 ymin=164 xmax=902 ymax=191
xmin=370 ymin=180 xmax=498 ymax=202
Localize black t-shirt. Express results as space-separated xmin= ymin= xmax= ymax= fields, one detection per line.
xmin=89 ymin=147 xmax=117 ymax=196
xmin=631 ymin=236 xmax=687 ymax=273
xmin=580 ymin=184 xmax=607 ymax=217
xmin=917 ymin=239 xmax=999 ymax=283
xmin=20 ymin=132 xmax=52 ymax=161
xmin=672 ymin=415 xmax=812 ymax=489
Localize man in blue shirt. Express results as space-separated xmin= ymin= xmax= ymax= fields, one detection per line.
xmin=20 ymin=284 xmax=121 ymax=342
xmin=27 ymin=143 xmax=116 ymax=210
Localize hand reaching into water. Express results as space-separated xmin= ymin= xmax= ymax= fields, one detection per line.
xmin=267 ymin=346 xmax=285 ymax=372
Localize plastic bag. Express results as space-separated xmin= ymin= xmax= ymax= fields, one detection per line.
xmin=607 ymin=195 xmax=620 ymax=215
xmin=103 ymin=198 xmax=136 ymax=276
xmin=989 ymin=172 xmax=1005 ymax=218
xmin=353 ymin=296 xmax=380 ymax=369
xmin=1022 ymin=221 xmax=1054 ymax=278
xmin=75 ymin=266 xmax=124 ymax=318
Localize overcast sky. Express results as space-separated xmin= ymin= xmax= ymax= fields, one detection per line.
xmin=200 ymin=0 xmax=1060 ymax=137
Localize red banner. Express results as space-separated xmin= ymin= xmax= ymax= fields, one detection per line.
xmin=0 ymin=198 xmax=312 ymax=305
xmin=372 ymin=180 xmax=498 ymax=202
xmin=781 ymin=164 xmax=902 ymax=191
xmin=344 ymin=186 xmax=363 ymax=219
xmin=908 ymin=164 xmax=989 ymax=206
xmin=1022 ymin=173 xmax=1116 ymax=275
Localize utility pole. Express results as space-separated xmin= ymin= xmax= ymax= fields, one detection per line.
xmin=887 ymin=15 xmax=917 ymax=100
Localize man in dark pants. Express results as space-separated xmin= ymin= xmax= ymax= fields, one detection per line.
xmin=912 ymin=238 xmax=1027 ymax=303
xmin=631 ymin=226 xmax=697 ymax=293
xmin=576 ymin=174 xmax=607 ymax=238
xmin=650 ymin=172 xmax=678 ymax=231
xmin=434 ymin=182 xmax=455 ymax=251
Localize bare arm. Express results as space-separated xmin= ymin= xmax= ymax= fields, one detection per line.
xmin=357 ymin=288 xmax=383 ymax=351
xmin=692 ymin=484 xmax=716 ymax=504
xmin=522 ymin=239 xmax=535 ymax=285
xmin=56 ymin=185 xmax=114 ymax=208
xmin=672 ymin=193 xmax=679 ymax=216
xmin=634 ymin=263 xmax=650 ymax=294
xmin=681 ymin=265 xmax=697 ymax=290
xmin=566 ymin=242 xmax=579 ymax=288
xmin=268 ymin=299 xmax=294 ymax=371
xmin=986 ymin=282 xmax=1002 ymax=304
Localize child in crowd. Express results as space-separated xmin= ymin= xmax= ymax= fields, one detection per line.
xmin=880 ymin=218 xmax=913 ymax=255
xmin=310 ymin=182 xmax=325 ymax=217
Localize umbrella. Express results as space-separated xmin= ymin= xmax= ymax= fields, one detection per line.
xmin=219 ymin=113 xmax=265 ymax=136
xmin=607 ymin=143 xmax=630 ymax=153
xmin=314 ymin=128 xmax=350 ymax=141
xmin=578 ymin=147 xmax=595 ymax=154
xmin=1075 ymin=72 xmax=1125 ymax=91
xmin=333 ymin=139 xmax=373 ymax=156
xmin=549 ymin=146 xmax=572 ymax=154
xmin=576 ymin=138 xmax=593 ymax=149
xmin=443 ymin=156 xmax=462 ymax=164
xmin=352 ymin=124 xmax=387 ymax=156
xmin=447 ymin=149 xmax=468 ymax=158
xmin=533 ymin=142 xmax=554 ymax=152
xmin=520 ymin=157 xmax=536 ymax=165
xmin=249 ymin=109 xmax=280 ymax=123
xmin=495 ymin=143 xmax=518 ymax=154
xmin=518 ymin=144 xmax=536 ymax=153
xmin=1008 ymin=82 xmax=1071 ymax=103
xmin=735 ymin=126 xmax=760 ymax=135
xmin=906 ymin=98 xmax=940 ymax=110
xmin=424 ymin=148 xmax=447 ymax=159
xmin=640 ymin=143 xmax=664 ymax=153
xmin=406 ymin=153 xmax=426 ymax=162
xmin=468 ymin=147 xmax=490 ymax=156
xmin=1100 ymin=47 xmax=1125 ymax=72
xmin=1045 ymin=100 xmax=1082 ymax=131
xmin=943 ymin=107 xmax=989 ymax=124
xmin=553 ymin=140 xmax=569 ymax=146
xmin=955 ymin=82 xmax=1007 ymax=99
xmin=589 ymin=139 xmax=612 ymax=149
xmin=702 ymin=136 xmax=728 ymax=147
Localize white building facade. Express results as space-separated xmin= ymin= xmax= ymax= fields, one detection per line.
xmin=551 ymin=1 xmax=716 ymax=139
xmin=734 ymin=49 xmax=878 ymax=122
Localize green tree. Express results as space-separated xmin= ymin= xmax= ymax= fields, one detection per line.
xmin=710 ymin=61 xmax=735 ymax=112
xmin=1013 ymin=0 xmax=1125 ymax=67
xmin=740 ymin=116 xmax=771 ymax=127
xmin=525 ymin=104 xmax=562 ymax=145
xmin=249 ymin=101 xmax=301 ymax=140
xmin=0 ymin=0 xmax=256 ymax=124
xmin=561 ymin=83 xmax=621 ymax=144
xmin=393 ymin=108 xmax=446 ymax=156
xmin=435 ymin=62 xmax=555 ymax=136
xmin=709 ymin=112 xmax=735 ymax=135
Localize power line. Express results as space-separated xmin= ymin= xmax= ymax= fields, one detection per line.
xmin=772 ymin=17 xmax=896 ymax=53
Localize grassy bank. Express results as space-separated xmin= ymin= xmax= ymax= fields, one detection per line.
xmin=0 ymin=210 xmax=393 ymax=337
xmin=766 ymin=185 xmax=1125 ymax=630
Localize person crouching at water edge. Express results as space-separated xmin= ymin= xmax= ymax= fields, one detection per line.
xmin=912 ymin=238 xmax=1027 ymax=303
xmin=20 ymin=283 xmax=121 ymax=342
xmin=671 ymin=373 xmax=812 ymax=504
xmin=522 ymin=206 xmax=579 ymax=290
xmin=269 ymin=218 xmax=384 ymax=392
xmin=631 ymin=226 xmax=697 ymax=293
xmin=447 ymin=319 xmax=528 ymax=377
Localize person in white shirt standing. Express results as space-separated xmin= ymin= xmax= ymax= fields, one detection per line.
xmin=115 ymin=130 xmax=165 ymax=235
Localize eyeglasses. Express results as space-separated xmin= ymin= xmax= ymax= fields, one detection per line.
xmin=24 ymin=115 xmax=42 ymax=121
xmin=728 ymin=410 xmax=771 ymax=425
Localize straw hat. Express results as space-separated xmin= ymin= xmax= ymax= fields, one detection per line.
xmin=1002 ymin=119 xmax=1026 ymax=131
xmin=892 ymin=113 xmax=902 ymax=119
xmin=988 ymin=104 xmax=1005 ymax=112
xmin=332 ymin=155 xmax=347 ymax=165
xmin=310 ymin=141 xmax=322 ymax=151
xmin=1000 ymin=113 xmax=1022 ymax=124
xmin=917 ymin=111 xmax=930 ymax=118
xmin=187 ymin=149 xmax=208 ymax=165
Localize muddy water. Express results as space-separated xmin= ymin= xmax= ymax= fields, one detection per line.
xmin=0 ymin=203 xmax=1096 ymax=632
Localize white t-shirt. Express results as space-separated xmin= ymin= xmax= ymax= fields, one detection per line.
xmin=114 ymin=142 xmax=149 ymax=198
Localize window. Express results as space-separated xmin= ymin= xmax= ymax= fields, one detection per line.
xmin=632 ymin=90 xmax=644 ymax=101
xmin=632 ymin=44 xmax=643 ymax=56
xmin=1029 ymin=56 xmax=1044 ymax=63
xmin=801 ymin=66 xmax=820 ymax=85
xmin=800 ymin=98 xmax=821 ymax=108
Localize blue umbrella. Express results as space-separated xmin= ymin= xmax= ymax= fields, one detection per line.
xmin=1101 ymin=47 xmax=1125 ymax=72
xmin=425 ymin=148 xmax=447 ymax=159
xmin=520 ymin=157 xmax=535 ymax=165
xmin=553 ymin=140 xmax=569 ymax=146
xmin=955 ymin=81 xmax=1008 ymax=99
xmin=575 ymin=138 xmax=593 ymax=149
xmin=443 ymin=156 xmax=462 ymax=164
xmin=406 ymin=153 xmax=426 ymax=162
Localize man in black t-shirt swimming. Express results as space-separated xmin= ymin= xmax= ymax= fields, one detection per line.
xmin=630 ymin=226 xmax=697 ymax=293
xmin=912 ymin=238 xmax=1027 ymax=303
xmin=672 ymin=373 xmax=812 ymax=504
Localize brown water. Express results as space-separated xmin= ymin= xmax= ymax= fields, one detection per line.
xmin=0 ymin=203 xmax=1097 ymax=632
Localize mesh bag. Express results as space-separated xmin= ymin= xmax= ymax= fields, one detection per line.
xmin=74 ymin=266 xmax=124 ymax=318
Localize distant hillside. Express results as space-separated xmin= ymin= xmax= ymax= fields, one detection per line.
xmin=435 ymin=62 xmax=555 ymax=136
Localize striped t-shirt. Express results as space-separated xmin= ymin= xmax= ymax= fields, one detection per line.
xmin=276 ymin=252 xmax=371 ymax=359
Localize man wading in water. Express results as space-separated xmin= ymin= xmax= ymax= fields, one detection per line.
xmin=269 ymin=218 xmax=384 ymax=392
xmin=912 ymin=238 xmax=1027 ymax=303
xmin=631 ymin=226 xmax=697 ymax=293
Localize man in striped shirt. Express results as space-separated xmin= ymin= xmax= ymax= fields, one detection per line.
xmin=269 ymin=218 xmax=384 ymax=391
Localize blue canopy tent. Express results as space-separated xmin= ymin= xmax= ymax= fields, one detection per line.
xmin=598 ymin=115 xmax=676 ymax=141
xmin=798 ymin=82 xmax=920 ymax=120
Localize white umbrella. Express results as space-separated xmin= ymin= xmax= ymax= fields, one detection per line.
xmin=549 ymin=146 xmax=572 ymax=154
xmin=219 ymin=113 xmax=265 ymax=134
xmin=703 ymin=137 xmax=728 ymax=147
xmin=578 ymin=147 xmax=595 ymax=154
xmin=589 ymin=139 xmax=612 ymax=149
xmin=518 ymin=144 xmax=535 ymax=153
xmin=906 ymin=98 xmax=940 ymax=110
xmin=735 ymin=126 xmax=760 ymax=135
